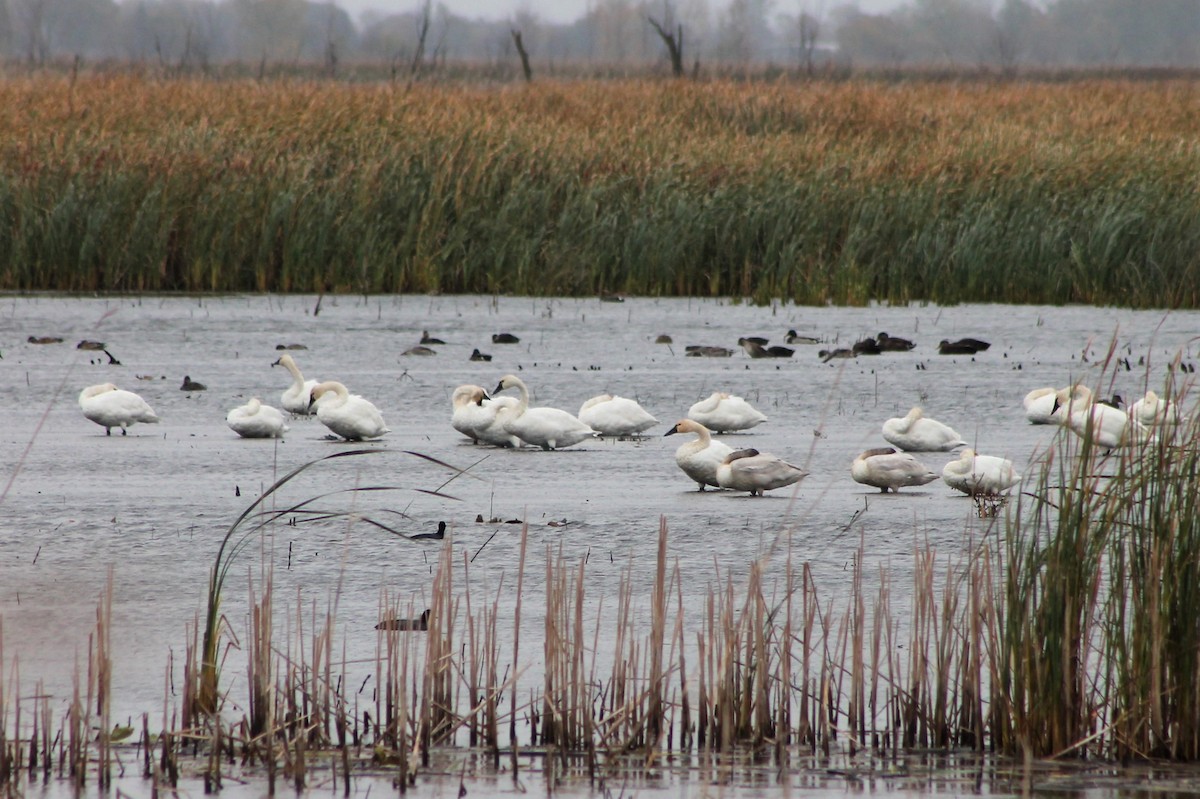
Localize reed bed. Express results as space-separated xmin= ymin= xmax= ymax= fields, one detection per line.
xmin=5 ymin=391 xmax=1200 ymax=795
xmin=1 ymin=75 xmax=1199 ymax=305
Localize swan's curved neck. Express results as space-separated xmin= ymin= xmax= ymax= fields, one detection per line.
xmin=283 ymin=359 xmax=304 ymax=387
xmin=510 ymin=380 xmax=530 ymax=411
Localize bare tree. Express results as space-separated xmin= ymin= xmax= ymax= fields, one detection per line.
xmin=647 ymin=15 xmax=684 ymax=76
xmin=406 ymin=0 xmax=431 ymax=87
xmin=510 ymin=28 xmax=532 ymax=81
xmin=797 ymin=11 xmax=820 ymax=75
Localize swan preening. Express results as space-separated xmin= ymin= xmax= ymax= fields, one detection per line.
xmin=664 ymin=419 xmax=733 ymax=491
xmin=308 ymin=381 xmax=389 ymax=441
xmin=716 ymin=448 xmax=807 ymax=496
xmin=881 ymin=407 xmax=966 ymax=452
xmin=450 ymin=385 xmax=521 ymax=448
xmin=578 ymin=394 xmax=658 ymax=436
xmin=1130 ymin=390 xmax=1183 ymax=428
xmin=273 ymin=354 xmax=319 ymax=415
xmin=491 ymin=375 xmax=597 ymax=450
xmin=226 ymin=398 xmax=289 ymax=439
xmin=79 ymin=383 xmax=160 ymax=435
xmin=687 ymin=392 xmax=768 ymax=433
xmin=851 ymin=448 xmax=938 ymax=493
xmin=1051 ymin=385 xmax=1151 ymax=450
xmin=942 ymin=449 xmax=1021 ymax=496
xmin=1023 ymin=387 xmax=1059 ymax=425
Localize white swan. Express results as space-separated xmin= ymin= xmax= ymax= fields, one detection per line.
xmin=686 ymin=392 xmax=767 ymax=433
xmin=1129 ymin=390 xmax=1183 ymax=428
xmin=881 ymin=407 xmax=966 ymax=452
xmin=942 ymin=449 xmax=1021 ymax=496
xmin=272 ymin=353 xmax=319 ymax=415
xmin=492 ymin=375 xmax=597 ymax=450
xmin=1023 ymin=387 xmax=1060 ymax=425
xmin=578 ymin=394 xmax=658 ymax=437
xmin=851 ymin=447 xmax=938 ymax=493
xmin=716 ymin=448 xmax=807 ymax=496
xmin=451 ymin=385 xmax=521 ymax=447
xmin=663 ymin=419 xmax=734 ymax=491
xmin=79 ymin=383 xmax=160 ymax=435
xmin=308 ymin=381 xmax=389 ymax=441
xmin=1052 ymin=385 xmax=1150 ymax=450
xmin=226 ymin=397 xmax=289 ymax=439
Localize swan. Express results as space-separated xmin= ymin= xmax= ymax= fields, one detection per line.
xmin=1052 ymin=385 xmax=1149 ymax=450
xmin=1130 ymin=390 xmax=1183 ymax=428
xmin=308 ymin=381 xmax=389 ymax=441
xmin=578 ymin=394 xmax=658 ymax=436
xmin=663 ymin=419 xmax=734 ymax=491
xmin=851 ymin=447 xmax=938 ymax=493
xmin=687 ymin=392 xmax=767 ymax=433
xmin=451 ymin=385 xmax=521 ymax=447
xmin=226 ymin=398 xmax=289 ymax=439
xmin=715 ymin=448 xmax=807 ymax=496
xmin=492 ymin=375 xmax=597 ymax=450
xmin=79 ymin=383 xmax=160 ymax=435
xmin=881 ymin=407 xmax=966 ymax=452
xmin=1023 ymin=387 xmax=1060 ymax=424
xmin=942 ymin=449 xmax=1021 ymax=496
xmin=272 ymin=354 xmax=319 ymax=415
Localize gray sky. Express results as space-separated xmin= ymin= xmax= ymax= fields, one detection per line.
xmin=346 ymin=0 xmax=906 ymax=26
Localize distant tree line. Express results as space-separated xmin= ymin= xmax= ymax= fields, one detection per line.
xmin=0 ymin=0 xmax=1194 ymax=73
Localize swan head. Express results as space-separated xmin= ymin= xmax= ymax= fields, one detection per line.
xmin=723 ymin=448 xmax=761 ymax=464
xmin=272 ymin=354 xmax=295 ymax=369
xmin=308 ymin=380 xmax=346 ymax=410
xmin=664 ymin=419 xmax=708 ymax=438
xmin=493 ymin=374 xmax=524 ymax=395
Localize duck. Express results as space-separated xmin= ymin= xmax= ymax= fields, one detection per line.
xmin=180 ymin=376 xmax=207 ymax=391
xmin=76 ymin=339 xmax=106 ymax=350
xmin=226 ymin=398 xmax=289 ymax=439
xmin=739 ymin=338 xmax=771 ymax=358
xmin=663 ymin=419 xmax=734 ymax=491
xmin=881 ymin=407 xmax=966 ymax=452
xmin=420 ymin=330 xmax=445 ymax=345
xmin=272 ymin=354 xmax=319 ymax=415
xmin=938 ymin=338 xmax=990 ymax=355
xmin=876 ymin=332 xmax=916 ymax=351
xmin=492 ymin=333 xmax=520 ymax=344
xmin=492 ymin=374 xmax=597 ymax=450
xmin=469 ymin=348 xmax=492 ymax=362
xmin=851 ymin=448 xmax=938 ymax=493
xmin=27 ymin=336 xmax=62 ymax=344
xmin=402 ymin=345 xmax=436 ymax=356
xmin=852 ymin=338 xmax=882 ymax=356
xmin=687 ymin=392 xmax=767 ymax=433
xmin=942 ymin=449 xmax=1021 ymax=496
xmin=785 ymin=329 xmax=821 ymax=345
xmin=308 ymin=381 xmax=389 ymax=441
xmin=716 ymin=448 xmax=807 ymax=496
xmin=1052 ymin=385 xmax=1149 ymax=450
xmin=578 ymin=394 xmax=658 ymax=437
xmin=450 ymin=385 xmax=521 ymax=447
xmin=1129 ymin=390 xmax=1182 ymax=428
xmin=79 ymin=383 xmax=160 ymax=435
xmin=764 ymin=345 xmax=795 ymax=358
xmin=655 ymin=334 xmax=673 ymax=344
xmin=375 ymin=609 xmax=431 ymax=632
xmin=819 ymin=348 xmax=854 ymax=362
xmin=1022 ymin=387 xmax=1060 ymax=424
xmin=409 ymin=521 xmax=447 ymax=541
xmin=685 ymin=345 xmax=734 ymax=358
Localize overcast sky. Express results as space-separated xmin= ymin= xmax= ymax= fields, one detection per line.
xmin=346 ymin=0 xmax=907 ymax=25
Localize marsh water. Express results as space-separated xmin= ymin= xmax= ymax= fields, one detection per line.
xmin=2 ymin=294 xmax=1198 ymax=797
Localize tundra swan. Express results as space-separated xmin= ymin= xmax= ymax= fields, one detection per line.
xmin=272 ymin=354 xmax=319 ymax=415
xmin=942 ymin=449 xmax=1021 ymax=496
xmin=308 ymin=381 xmax=389 ymax=441
xmin=451 ymin=385 xmax=521 ymax=447
xmin=1023 ymin=387 xmax=1060 ymax=424
xmin=687 ymin=392 xmax=767 ymax=433
xmin=578 ymin=394 xmax=658 ymax=436
xmin=79 ymin=383 xmax=160 ymax=435
xmin=851 ymin=447 xmax=938 ymax=493
xmin=715 ymin=448 xmax=807 ymax=496
xmin=226 ymin=398 xmax=289 ymax=439
xmin=1130 ymin=390 xmax=1183 ymax=428
xmin=663 ymin=419 xmax=734 ymax=491
xmin=881 ymin=407 xmax=966 ymax=452
xmin=492 ymin=375 xmax=596 ymax=450
xmin=1052 ymin=385 xmax=1149 ymax=450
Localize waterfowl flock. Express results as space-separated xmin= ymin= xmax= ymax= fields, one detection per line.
xmin=63 ymin=310 xmax=1192 ymax=507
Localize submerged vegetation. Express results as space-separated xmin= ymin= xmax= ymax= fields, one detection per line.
xmin=3 ymin=366 xmax=1200 ymax=797
xmin=1 ymin=74 xmax=1200 ymax=306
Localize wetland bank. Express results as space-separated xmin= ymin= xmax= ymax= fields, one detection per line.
xmin=4 ymin=294 xmax=1200 ymax=796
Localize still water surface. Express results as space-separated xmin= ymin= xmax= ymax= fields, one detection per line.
xmin=1 ymin=294 xmax=1197 ymax=796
